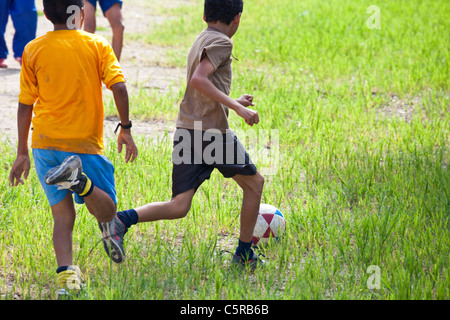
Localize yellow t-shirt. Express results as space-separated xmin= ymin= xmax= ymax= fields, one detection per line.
xmin=19 ymin=30 xmax=125 ymax=155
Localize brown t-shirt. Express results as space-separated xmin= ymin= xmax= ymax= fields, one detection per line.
xmin=176 ymin=28 xmax=233 ymax=132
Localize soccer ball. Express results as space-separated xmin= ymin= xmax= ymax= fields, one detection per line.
xmin=252 ymin=204 xmax=286 ymax=246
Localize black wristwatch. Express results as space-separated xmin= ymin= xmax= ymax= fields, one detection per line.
xmin=114 ymin=120 xmax=132 ymax=134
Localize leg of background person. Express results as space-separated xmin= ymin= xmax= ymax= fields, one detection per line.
xmin=10 ymin=0 xmax=37 ymax=61
xmin=51 ymin=193 xmax=76 ymax=268
xmin=104 ymin=2 xmax=124 ymax=61
xmin=0 ymin=0 xmax=12 ymax=64
xmin=134 ymin=189 xmax=196 ymax=222
xmin=232 ymin=172 xmax=265 ymax=243
xmin=84 ymin=0 xmax=97 ymax=33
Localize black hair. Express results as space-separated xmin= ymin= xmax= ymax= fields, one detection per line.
xmin=43 ymin=0 xmax=84 ymax=25
xmin=204 ymin=0 xmax=244 ymax=25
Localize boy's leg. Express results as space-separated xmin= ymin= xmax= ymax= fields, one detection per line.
xmin=50 ymin=194 xmax=85 ymax=299
xmin=51 ymin=193 xmax=77 ymax=268
xmin=82 ymin=187 xmax=125 ymax=264
xmin=213 ymin=130 xmax=265 ymax=262
xmin=33 ymin=150 xmax=83 ymax=298
xmin=104 ymin=2 xmax=124 ymax=61
xmin=10 ymin=0 xmax=37 ymax=60
xmin=231 ymin=172 xmax=265 ymax=270
xmin=83 ymin=186 xmax=116 ymax=223
xmin=213 ymin=130 xmax=266 ymax=268
xmin=232 ymin=172 xmax=265 ymax=243
xmin=133 ymin=189 xmax=195 ymax=223
xmin=45 ymin=154 xmax=125 ymax=263
xmin=0 ymin=0 xmax=11 ymax=64
xmin=83 ymin=0 xmax=97 ymax=33
xmin=33 ymin=149 xmax=77 ymax=268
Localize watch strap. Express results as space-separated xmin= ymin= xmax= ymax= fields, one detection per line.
xmin=114 ymin=120 xmax=132 ymax=134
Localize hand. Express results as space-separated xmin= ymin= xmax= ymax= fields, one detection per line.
xmin=236 ymin=94 xmax=255 ymax=107
xmin=117 ymin=130 xmax=138 ymax=163
xmin=235 ymin=104 xmax=260 ymax=126
xmin=9 ymin=154 xmax=31 ymax=187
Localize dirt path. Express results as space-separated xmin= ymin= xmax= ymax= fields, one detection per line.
xmin=0 ymin=0 xmax=190 ymax=144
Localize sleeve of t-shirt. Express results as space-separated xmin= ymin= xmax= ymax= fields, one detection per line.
xmin=100 ymin=39 xmax=125 ymax=90
xmin=202 ymin=38 xmax=233 ymax=71
xmin=18 ymin=47 xmax=39 ymax=106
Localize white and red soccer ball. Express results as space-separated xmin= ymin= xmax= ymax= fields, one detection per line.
xmin=252 ymin=204 xmax=286 ymax=246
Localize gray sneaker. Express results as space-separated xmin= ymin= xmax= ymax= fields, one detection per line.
xmin=231 ymin=251 xmax=266 ymax=271
xmin=98 ymin=216 xmax=127 ymax=264
xmin=44 ymin=155 xmax=90 ymax=195
xmin=45 ymin=155 xmax=82 ymax=188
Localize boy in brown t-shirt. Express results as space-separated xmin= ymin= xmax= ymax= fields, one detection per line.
xmin=117 ymin=0 xmax=265 ymax=270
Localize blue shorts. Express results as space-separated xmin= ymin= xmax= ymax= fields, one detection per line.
xmin=33 ymin=149 xmax=117 ymax=207
xmin=87 ymin=0 xmax=123 ymax=14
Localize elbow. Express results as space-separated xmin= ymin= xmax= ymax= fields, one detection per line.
xmin=189 ymin=74 xmax=202 ymax=90
xmin=110 ymin=81 xmax=127 ymax=93
xmin=189 ymin=76 xmax=198 ymax=90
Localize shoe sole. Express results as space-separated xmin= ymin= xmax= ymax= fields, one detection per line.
xmin=99 ymin=221 xmax=126 ymax=264
xmin=45 ymin=155 xmax=82 ymax=185
xmin=102 ymin=236 xmax=125 ymax=264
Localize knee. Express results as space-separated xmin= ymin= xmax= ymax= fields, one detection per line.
xmin=243 ymin=173 xmax=265 ymax=196
xmin=175 ymin=206 xmax=190 ymax=219
xmin=114 ymin=23 xmax=125 ymax=34
xmin=111 ymin=20 xmax=125 ymax=34
xmin=170 ymin=199 xmax=191 ymax=219
xmin=255 ymin=173 xmax=265 ymax=195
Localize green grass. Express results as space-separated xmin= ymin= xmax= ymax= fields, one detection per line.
xmin=1 ymin=0 xmax=449 ymax=300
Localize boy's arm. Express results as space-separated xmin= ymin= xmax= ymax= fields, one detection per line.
xmin=190 ymin=55 xmax=260 ymax=126
xmin=110 ymin=82 xmax=138 ymax=163
xmin=9 ymin=103 xmax=33 ymax=186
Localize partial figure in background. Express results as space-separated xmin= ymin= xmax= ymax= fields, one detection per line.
xmin=84 ymin=0 xmax=124 ymax=61
xmin=0 ymin=0 xmax=37 ymax=68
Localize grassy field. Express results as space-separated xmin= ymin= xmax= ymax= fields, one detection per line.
xmin=1 ymin=0 xmax=449 ymax=300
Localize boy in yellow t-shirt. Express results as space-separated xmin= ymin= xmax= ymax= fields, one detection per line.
xmin=8 ymin=0 xmax=138 ymax=299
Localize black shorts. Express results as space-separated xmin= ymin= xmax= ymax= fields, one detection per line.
xmin=171 ymin=128 xmax=257 ymax=197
